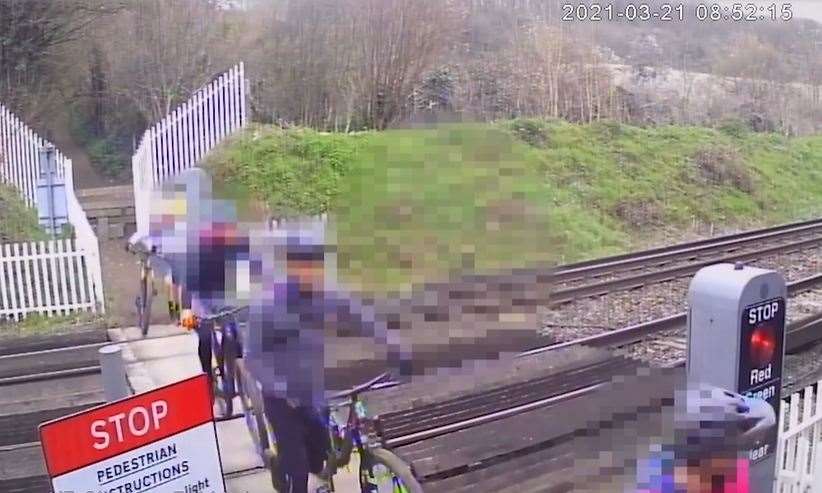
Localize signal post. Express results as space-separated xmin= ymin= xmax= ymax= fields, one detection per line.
xmin=687 ymin=262 xmax=786 ymax=493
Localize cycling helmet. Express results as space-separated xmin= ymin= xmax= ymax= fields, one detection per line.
xmin=673 ymin=383 xmax=776 ymax=462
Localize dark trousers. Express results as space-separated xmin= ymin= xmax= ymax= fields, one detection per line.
xmin=263 ymin=393 xmax=330 ymax=493
xmin=196 ymin=323 xmax=213 ymax=379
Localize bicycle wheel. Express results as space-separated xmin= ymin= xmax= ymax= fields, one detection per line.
xmin=138 ymin=270 xmax=154 ymax=337
xmin=210 ymin=329 xmax=233 ymax=418
xmin=218 ymin=324 xmax=238 ymax=417
xmin=237 ymin=360 xmax=270 ymax=457
xmin=360 ymin=448 xmax=424 ymax=493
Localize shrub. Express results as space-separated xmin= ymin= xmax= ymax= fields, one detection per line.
xmin=68 ymin=108 xmax=130 ymax=179
xmin=717 ymin=118 xmax=751 ymax=138
xmin=611 ymin=197 xmax=664 ymax=228
xmin=691 ymin=145 xmax=754 ymax=193
xmin=506 ymin=119 xmax=550 ymax=148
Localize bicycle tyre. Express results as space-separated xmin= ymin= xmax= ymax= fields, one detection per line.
xmin=220 ymin=329 xmax=237 ymax=417
xmin=210 ymin=328 xmax=233 ymax=418
xmin=362 ymin=448 xmax=424 ymax=493
xmin=237 ymin=361 xmax=270 ymax=456
xmin=139 ymin=273 xmax=154 ymax=336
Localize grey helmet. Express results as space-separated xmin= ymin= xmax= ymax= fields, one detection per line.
xmin=673 ymin=383 xmax=776 ymax=461
xmin=249 ymin=215 xmax=330 ymax=288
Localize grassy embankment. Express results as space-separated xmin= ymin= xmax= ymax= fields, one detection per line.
xmin=204 ymin=120 xmax=822 ymax=295
xmin=0 ymin=183 xmax=48 ymax=243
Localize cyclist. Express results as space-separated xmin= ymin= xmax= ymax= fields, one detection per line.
xmin=130 ymin=168 xmax=249 ymax=380
xmin=244 ymin=217 xmax=411 ymax=493
xmin=635 ymin=383 xmax=776 ymax=493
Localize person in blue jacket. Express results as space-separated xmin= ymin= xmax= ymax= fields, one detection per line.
xmin=243 ymin=218 xmax=411 ymax=493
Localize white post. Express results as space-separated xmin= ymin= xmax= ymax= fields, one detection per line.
xmin=99 ymin=344 xmax=130 ymax=401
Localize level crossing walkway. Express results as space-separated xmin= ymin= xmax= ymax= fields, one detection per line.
xmin=108 ymin=322 xmax=684 ymax=492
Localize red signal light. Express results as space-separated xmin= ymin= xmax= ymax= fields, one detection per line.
xmin=749 ymin=326 xmax=776 ymax=366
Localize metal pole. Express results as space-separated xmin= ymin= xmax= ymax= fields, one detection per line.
xmin=98 ymin=345 xmax=130 ymax=401
xmin=44 ymin=146 xmax=55 ymax=236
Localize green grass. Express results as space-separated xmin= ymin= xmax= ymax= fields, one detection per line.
xmin=205 ymin=121 xmax=822 ymax=294
xmin=0 ymin=183 xmax=48 ymax=243
xmin=0 ymin=311 xmax=107 ymax=339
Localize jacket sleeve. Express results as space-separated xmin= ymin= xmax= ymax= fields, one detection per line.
xmin=331 ymin=295 xmax=413 ymax=373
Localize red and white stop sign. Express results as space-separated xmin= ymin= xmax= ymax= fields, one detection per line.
xmin=39 ymin=374 xmax=226 ymax=493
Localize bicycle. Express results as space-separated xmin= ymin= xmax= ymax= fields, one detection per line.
xmin=236 ymin=363 xmax=424 ymax=492
xmin=193 ymin=305 xmax=246 ymax=419
xmin=126 ymin=241 xmax=157 ymax=337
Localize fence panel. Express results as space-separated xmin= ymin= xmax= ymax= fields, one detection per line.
xmin=0 ymin=105 xmax=68 ymax=207
xmin=0 ymin=106 xmax=105 ymax=320
xmin=776 ymin=381 xmax=822 ymax=492
xmin=131 ymin=63 xmax=247 ymax=236
xmin=0 ymin=237 xmax=100 ymax=320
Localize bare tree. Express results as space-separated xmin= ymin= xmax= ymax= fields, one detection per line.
xmin=100 ymin=0 xmax=232 ymax=124
xmin=0 ymin=0 xmax=119 ymax=119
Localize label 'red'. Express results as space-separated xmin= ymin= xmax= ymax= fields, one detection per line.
xmin=39 ymin=374 xmax=213 ymax=477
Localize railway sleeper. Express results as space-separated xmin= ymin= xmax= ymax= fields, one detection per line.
xmin=374 ymin=357 xmax=638 ymax=441
xmin=387 ymin=367 xmax=679 ymax=489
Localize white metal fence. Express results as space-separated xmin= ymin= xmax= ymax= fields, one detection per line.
xmin=776 ymin=382 xmax=822 ymax=492
xmin=132 ymin=63 xmax=248 ymax=236
xmin=0 ymin=104 xmax=66 ymax=207
xmin=0 ymin=105 xmax=105 ymax=320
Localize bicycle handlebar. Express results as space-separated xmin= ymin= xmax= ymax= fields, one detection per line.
xmin=327 ymin=371 xmax=396 ymax=402
xmin=199 ymin=305 xmax=248 ymax=323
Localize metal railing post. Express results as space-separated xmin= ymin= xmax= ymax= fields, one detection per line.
xmin=99 ymin=344 xmax=130 ymax=401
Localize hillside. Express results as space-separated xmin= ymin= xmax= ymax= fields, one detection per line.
xmin=204 ymin=121 xmax=822 ymax=293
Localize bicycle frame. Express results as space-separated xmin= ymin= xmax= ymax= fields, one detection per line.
xmin=196 ymin=306 xmax=246 ymax=419
xmin=326 ymin=376 xmax=403 ymax=490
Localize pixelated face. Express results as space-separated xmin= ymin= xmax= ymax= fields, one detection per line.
xmin=287 ymin=258 xmax=325 ymax=290
xmin=677 ymin=456 xmax=744 ymax=492
xmin=149 ymin=191 xmax=188 ymax=239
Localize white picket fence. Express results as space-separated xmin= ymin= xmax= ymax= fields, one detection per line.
xmin=776 ymin=382 xmax=822 ymax=492
xmin=0 ymin=104 xmax=67 ymax=206
xmin=0 ymin=105 xmax=105 ymax=320
xmin=132 ymin=63 xmax=248 ymax=236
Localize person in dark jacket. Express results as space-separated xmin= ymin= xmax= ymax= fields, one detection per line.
xmin=131 ymin=168 xmax=250 ymax=378
xmin=244 ymin=218 xmax=410 ymax=493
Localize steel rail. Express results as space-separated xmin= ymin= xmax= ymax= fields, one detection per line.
xmin=548 ymin=236 xmax=822 ymax=305
xmin=430 ymin=221 xmax=822 ymax=314
xmin=390 ymin=301 xmax=822 ymax=456
xmin=522 ymin=273 xmax=822 ymax=357
xmin=0 ymin=365 xmax=101 ymax=386
xmin=383 ymin=382 xmax=605 ymax=448
xmin=0 ymin=341 xmax=108 ymax=360
xmin=552 ymin=217 xmax=822 ymax=276
xmin=455 ymin=218 xmax=822 ymax=294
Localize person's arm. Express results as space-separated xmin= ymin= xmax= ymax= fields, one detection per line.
xmin=331 ymin=295 xmax=413 ymax=374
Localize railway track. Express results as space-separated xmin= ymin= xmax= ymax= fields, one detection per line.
xmin=410 ymin=217 xmax=822 ymax=323
xmin=523 ymin=272 xmax=822 ymax=358
xmin=0 ymin=330 xmax=107 ymax=493
xmin=551 ymin=217 xmax=822 ymax=280
xmin=1 ymin=219 xmax=816 ymax=492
